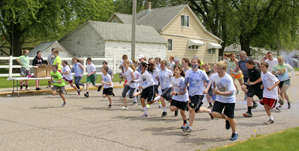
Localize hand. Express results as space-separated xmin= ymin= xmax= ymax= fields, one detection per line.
xmin=203 ymin=89 xmax=208 ymax=94
xmin=138 ymin=86 xmax=143 ymax=90
xmin=125 ymin=82 xmax=130 ymax=86
xmin=267 ymin=87 xmax=273 ymax=91
xmin=212 ymin=89 xmax=221 ymax=95
xmin=248 ymin=82 xmax=254 ymax=86
xmin=87 ymin=74 xmax=90 ymax=76
xmin=80 ymin=74 xmax=83 ymax=77
xmin=52 ymin=79 xmax=57 ymax=83
xmin=171 ymin=91 xmax=176 ymax=96
xmin=261 ymin=85 xmax=264 ymax=89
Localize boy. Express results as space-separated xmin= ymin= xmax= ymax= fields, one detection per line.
xmin=84 ymin=57 xmax=101 ymax=98
xmin=211 ymin=61 xmax=238 ymax=141
xmin=103 ymin=61 xmax=115 ymax=96
xmin=16 ymin=50 xmax=30 ymax=91
xmin=243 ymin=59 xmax=263 ymax=117
xmin=260 ymin=62 xmax=280 ymax=124
xmin=51 ymin=65 xmax=66 ymax=106
xmin=101 ymin=66 xmax=113 ymax=108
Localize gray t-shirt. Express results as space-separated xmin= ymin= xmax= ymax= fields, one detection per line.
xmin=47 ymin=54 xmax=54 ymax=65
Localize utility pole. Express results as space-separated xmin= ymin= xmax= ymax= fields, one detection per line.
xmin=131 ymin=0 xmax=136 ymax=60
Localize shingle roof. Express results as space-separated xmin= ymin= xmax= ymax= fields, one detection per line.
xmin=115 ymin=13 xmax=132 ymax=24
xmin=28 ymin=41 xmax=56 ymax=57
xmin=88 ymin=21 xmax=167 ymax=44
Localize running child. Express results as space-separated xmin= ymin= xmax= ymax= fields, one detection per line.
xmin=61 ymin=60 xmax=81 ymax=95
xmin=204 ymin=63 xmax=214 ymax=108
xmin=204 ymin=64 xmax=218 ymax=105
xmin=72 ymin=57 xmax=85 ymax=91
xmin=101 ymin=66 xmax=113 ymax=108
xmin=121 ymin=59 xmax=136 ymax=109
xmin=229 ymin=53 xmax=242 ymax=95
xmin=51 ymin=65 xmax=66 ymax=107
xmin=84 ymin=57 xmax=101 ymax=98
xmin=130 ymin=64 xmax=140 ymax=106
xmin=211 ymin=61 xmax=238 ymax=141
xmin=260 ymin=62 xmax=280 ymax=124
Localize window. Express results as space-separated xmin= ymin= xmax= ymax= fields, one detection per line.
xmin=168 ymin=39 xmax=173 ymax=51
xmin=112 ymin=19 xmax=119 ymax=23
xmin=208 ymin=48 xmax=216 ymax=54
xmin=188 ymin=45 xmax=199 ymax=50
xmin=181 ymin=15 xmax=189 ymax=27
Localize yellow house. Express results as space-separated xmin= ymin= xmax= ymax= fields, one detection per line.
xmin=108 ymin=3 xmax=223 ymax=63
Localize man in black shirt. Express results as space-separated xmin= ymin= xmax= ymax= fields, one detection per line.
xmin=243 ymin=59 xmax=263 ymax=117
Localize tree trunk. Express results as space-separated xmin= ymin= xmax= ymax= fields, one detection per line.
xmin=240 ymin=34 xmax=251 ymax=56
xmin=8 ymin=23 xmax=24 ymax=73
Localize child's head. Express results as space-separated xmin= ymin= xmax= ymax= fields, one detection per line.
xmin=169 ymin=56 xmax=174 ymax=62
xmin=123 ymin=59 xmax=130 ymax=68
xmin=160 ymin=60 xmax=167 ymax=70
xmin=102 ymin=61 xmax=108 ymax=67
xmin=239 ymin=51 xmax=247 ymax=61
xmin=246 ymin=59 xmax=255 ymax=69
xmin=155 ymin=57 xmax=161 ymax=64
xmin=230 ymin=53 xmax=236 ymax=60
xmin=52 ymin=65 xmax=58 ymax=72
xmin=62 ymin=60 xmax=68 ymax=67
xmin=277 ymin=55 xmax=284 ymax=65
xmin=191 ymin=58 xmax=200 ymax=69
xmin=181 ymin=58 xmax=190 ymax=68
xmin=122 ymin=54 xmax=128 ymax=60
xmin=53 ymin=50 xmax=59 ymax=56
xmin=204 ymin=63 xmax=211 ymax=71
xmin=260 ymin=62 xmax=269 ymax=73
xmin=87 ymin=57 xmax=92 ymax=64
xmin=212 ymin=63 xmax=217 ymax=72
xmin=72 ymin=57 xmax=80 ymax=63
xmin=223 ymin=53 xmax=230 ymax=60
xmin=216 ymin=61 xmax=227 ymax=75
xmin=102 ymin=66 xmax=108 ymax=73
xmin=173 ymin=65 xmax=185 ymax=77
xmin=174 ymin=57 xmax=180 ymax=65
xmin=140 ymin=62 xmax=148 ymax=72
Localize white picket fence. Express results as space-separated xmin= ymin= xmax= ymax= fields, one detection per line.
xmin=0 ymin=56 xmax=116 ymax=78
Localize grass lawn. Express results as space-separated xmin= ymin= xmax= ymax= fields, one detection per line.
xmin=294 ymin=68 xmax=299 ymax=71
xmin=212 ymin=127 xmax=299 ymax=151
xmin=0 ymin=74 xmax=122 ymax=89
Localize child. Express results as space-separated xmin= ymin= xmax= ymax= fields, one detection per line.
xmin=130 ymin=64 xmax=140 ymax=106
xmin=170 ymin=66 xmax=189 ymax=130
xmin=204 ymin=64 xmax=218 ymax=105
xmin=72 ymin=57 xmax=85 ymax=91
xmin=260 ymin=62 xmax=280 ymax=124
xmin=121 ymin=59 xmax=136 ymax=109
xmin=84 ymin=57 xmax=101 ymax=98
xmin=211 ymin=61 xmax=238 ymax=141
xmin=51 ymin=65 xmax=66 ymax=106
xmin=155 ymin=57 xmax=161 ymax=70
xmin=101 ymin=66 xmax=113 ymax=108
xmin=61 ymin=60 xmax=81 ymax=95
xmin=204 ymin=63 xmax=214 ymax=108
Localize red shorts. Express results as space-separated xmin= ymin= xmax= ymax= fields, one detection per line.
xmin=63 ymin=77 xmax=73 ymax=83
xmin=124 ymin=79 xmax=127 ymax=86
xmin=262 ymin=97 xmax=277 ymax=109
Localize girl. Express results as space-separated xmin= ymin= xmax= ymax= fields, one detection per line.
xmin=121 ymin=59 xmax=136 ymax=109
xmin=61 ymin=60 xmax=81 ymax=95
xmin=149 ymin=59 xmax=160 ymax=108
xmin=204 ymin=64 xmax=218 ymax=105
xmin=130 ymin=64 xmax=141 ymax=106
xmin=101 ymin=66 xmax=113 ymax=108
xmin=155 ymin=57 xmax=161 ymax=70
xmin=204 ymin=63 xmax=214 ymax=108
xmin=72 ymin=57 xmax=85 ymax=91
xmin=229 ymin=53 xmax=242 ymax=95
xmin=223 ymin=53 xmax=231 ymax=74
xmin=170 ymin=66 xmax=189 ymax=130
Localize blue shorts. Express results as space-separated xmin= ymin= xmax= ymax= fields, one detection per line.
xmin=212 ymin=95 xmax=216 ymax=101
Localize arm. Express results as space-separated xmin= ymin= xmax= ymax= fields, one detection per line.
xmin=88 ymin=71 xmax=96 ymax=76
xmin=268 ymin=81 xmax=280 ymax=91
xmin=126 ymin=72 xmax=136 ymax=85
xmin=248 ymin=77 xmax=262 ymax=86
xmin=16 ymin=58 xmax=22 ymax=65
xmin=79 ymin=64 xmax=84 ymax=76
xmin=213 ymin=90 xmax=234 ymax=96
xmin=176 ymin=87 xmax=187 ymax=95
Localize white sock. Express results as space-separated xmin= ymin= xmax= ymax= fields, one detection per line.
xmin=189 ymin=126 xmax=192 ymax=130
xmin=134 ymin=97 xmax=137 ymax=103
xmin=154 ymin=96 xmax=161 ymax=101
xmin=143 ymin=107 xmax=148 ymax=115
xmin=269 ymin=115 xmax=274 ymax=120
xmin=163 ymin=107 xmax=166 ymax=112
xmin=209 ymin=109 xmax=212 ymax=114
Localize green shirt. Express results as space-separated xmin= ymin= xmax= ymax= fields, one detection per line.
xmin=51 ymin=71 xmax=65 ymax=86
xmin=52 ymin=56 xmax=62 ymax=70
xmin=18 ymin=55 xmax=30 ymax=70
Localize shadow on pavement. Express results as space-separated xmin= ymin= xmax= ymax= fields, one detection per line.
xmin=30 ymin=106 xmax=62 ymax=109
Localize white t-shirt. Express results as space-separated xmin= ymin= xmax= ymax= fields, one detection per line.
xmin=158 ymin=69 xmax=173 ymax=89
xmin=261 ymin=71 xmax=279 ymax=100
xmin=135 ymin=70 xmax=155 ymax=89
xmin=213 ymin=73 xmax=236 ymax=103
xmin=265 ymin=58 xmax=278 ymax=73
xmin=169 ymin=61 xmax=175 ymax=73
xmin=185 ymin=70 xmax=209 ymax=96
xmin=133 ymin=71 xmax=141 ymax=88
xmin=62 ymin=65 xmax=73 ymax=80
xmin=171 ymin=76 xmax=189 ymax=102
xmin=87 ymin=63 xmax=96 ymax=74
xmin=123 ymin=67 xmax=136 ymax=88
xmin=101 ymin=73 xmax=113 ymax=88
xmin=208 ymin=72 xmax=218 ymax=89
xmin=150 ymin=67 xmax=160 ymax=85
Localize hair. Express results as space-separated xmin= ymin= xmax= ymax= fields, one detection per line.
xmin=217 ymin=61 xmax=228 ymax=69
xmin=224 ymin=53 xmax=231 ymax=57
xmin=261 ymin=62 xmax=269 ymax=68
xmin=155 ymin=57 xmax=161 ymax=62
xmin=140 ymin=62 xmax=148 ymax=71
xmin=267 ymin=51 xmax=273 ymax=55
xmin=122 ymin=55 xmax=128 ymax=60
xmin=148 ymin=57 xmax=153 ymax=62
xmin=239 ymin=51 xmax=247 ymax=56
xmin=53 ymin=50 xmax=59 ymax=55
xmin=73 ymin=57 xmax=81 ymax=63
xmin=147 ymin=63 xmax=156 ymax=73
xmin=160 ymin=60 xmax=167 ymax=66
xmin=211 ymin=63 xmax=217 ymax=74
xmin=103 ymin=61 xmax=108 ymax=65
xmin=37 ymin=51 xmax=41 ymax=55
xmin=144 ymin=57 xmax=147 ymax=61
xmin=62 ymin=60 xmax=71 ymax=68
xmin=230 ymin=53 xmax=235 ymax=57
xmin=278 ymin=55 xmax=284 ymax=61
xmin=182 ymin=58 xmax=190 ymax=65
xmin=132 ymin=59 xmax=138 ymax=67
xmin=53 ymin=65 xmax=58 ymax=69
xmin=87 ymin=57 xmax=92 ymax=61
xmin=51 ymin=48 xmax=56 ymax=51
xmin=124 ymin=59 xmax=130 ymax=65
xmin=173 ymin=65 xmax=185 ymax=77
xmin=246 ymin=59 xmax=255 ymax=65
xmin=129 ymin=64 xmax=136 ymax=72
xmin=102 ymin=66 xmax=109 ymax=72
xmin=23 ymin=50 xmax=29 ymax=55
xmin=169 ymin=56 xmax=174 ymax=60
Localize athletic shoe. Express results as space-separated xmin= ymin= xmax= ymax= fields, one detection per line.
xmin=36 ymin=88 xmax=41 ymax=91
xmin=209 ymin=113 xmax=214 ymax=120
xmin=62 ymin=103 xmax=66 ymax=107
xmin=225 ymin=120 xmax=230 ymax=130
xmin=244 ymin=94 xmax=247 ymax=100
xmin=243 ymin=112 xmax=252 ymax=117
xmin=266 ymin=119 xmax=274 ymax=125
xmin=236 ymin=90 xmax=239 ymax=95
xmin=174 ymin=110 xmax=178 ymax=117
xmin=132 ymin=102 xmax=138 ymax=106
xmin=97 ymin=85 xmax=102 ymax=92
xmin=84 ymin=93 xmax=89 ymax=98
xmin=140 ymin=113 xmax=149 ymax=118
xmin=278 ymin=96 xmax=284 ymax=105
xmin=121 ymin=106 xmax=128 ymax=110
xmin=252 ymin=102 xmax=258 ymax=109
xmin=278 ymin=105 xmax=282 ymax=108
xmin=288 ymin=102 xmax=291 ymax=109
xmin=208 ymin=105 xmax=213 ymax=109
xmin=120 ymin=97 xmax=123 ymax=100
xmin=146 ymin=104 xmax=150 ymax=108
xmin=83 ymin=84 xmax=86 ymax=90
xmin=158 ymin=104 xmax=162 ymax=108
xmin=230 ymin=133 xmax=238 ymax=141
xmin=108 ymin=105 xmax=112 ymax=108
xmin=275 ymin=107 xmax=281 ymax=112
xmin=112 ymin=92 xmax=115 ymax=97
xmin=181 ymin=122 xmax=189 ymax=129
xmin=161 ymin=112 xmax=167 ymax=117
xmin=184 ymin=126 xmax=192 ymax=133
xmin=78 ymin=89 xmax=81 ymax=95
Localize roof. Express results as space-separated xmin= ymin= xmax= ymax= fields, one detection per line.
xmin=110 ymin=13 xmax=133 ymax=24
xmin=28 ymin=41 xmax=56 ymax=56
xmin=224 ymin=44 xmax=277 ymax=55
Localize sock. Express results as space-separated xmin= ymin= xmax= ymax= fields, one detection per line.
xmin=26 ymin=85 xmax=28 ymax=89
xmin=189 ymin=126 xmax=192 ymax=130
xmin=248 ymin=106 xmax=252 ymax=114
xmin=154 ymin=96 xmax=161 ymax=101
xmin=143 ymin=107 xmax=148 ymax=114
xmin=163 ymin=107 xmax=166 ymax=112
xmin=134 ymin=97 xmax=137 ymax=103
xmin=184 ymin=120 xmax=187 ymax=124
xmin=233 ymin=132 xmax=238 ymax=134
xmin=209 ymin=109 xmax=212 ymax=114
xmin=209 ymin=102 xmax=212 ymax=106
xmin=20 ymin=85 xmax=23 ymax=89
xmin=269 ymin=115 xmax=274 ymax=120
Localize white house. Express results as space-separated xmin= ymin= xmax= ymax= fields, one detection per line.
xmin=28 ymin=41 xmax=73 ymax=59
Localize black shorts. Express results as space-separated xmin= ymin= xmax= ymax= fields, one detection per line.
xmin=247 ymin=86 xmax=263 ymax=100
xmin=161 ymin=87 xmax=172 ymax=101
xmin=103 ymin=88 xmax=113 ymax=95
xmin=243 ymin=77 xmax=249 ymax=85
xmin=52 ymin=85 xmax=65 ymax=94
xmin=212 ymin=101 xmax=235 ymax=119
xmin=171 ymin=99 xmax=188 ymax=111
xmin=154 ymin=85 xmax=159 ymax=94
xmin=141 ymin=85 xmax=155 ymax=102
xmin=208 ymin=87 xmax=213 ymax=97
xmin=189 ymin=95 xmax=204 ymax=112
xmin=278 ymin=79 xmax=290 ymax=88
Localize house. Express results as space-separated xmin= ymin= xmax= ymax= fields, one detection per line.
xmin=58 ymin=21 xmax=167 ymax=73
xmin=28 ymin=41 xmax=73 ymax=59
xmin=108 ymin=3 xmax=223 ymax=63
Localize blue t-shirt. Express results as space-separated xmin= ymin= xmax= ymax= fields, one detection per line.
xmin=238 ymin=58 xmax=249 ymax=78
xmin=73 ymin=63 xmax=83 ymax=77
xmin=158 ymin=69 xmax=173 ymax=89
xmin=185 ymin=70 xmax=209 ymax=96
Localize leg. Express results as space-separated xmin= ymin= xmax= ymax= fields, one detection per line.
xmin=227 ymin=117 xmax=237 ymax=133
xmin=196 ymin=107 xmax=211 ymax=113
xmin=241 ymin=84 xmax=248 ymax=94
xmin=264 ymin=104 xmax=271 ymax=117
xmin=170 ymin=106 xmax=178 ymax=111
xmin=103 ymin=94 xmax=106 ymax=98
xmin=70 ymin=82 xmax=79 ymax=91
xmin=122 ymin=86 xmax=130 ymax=107
xmin=180 ymin=109 xmax=187 ymax=121
xmin=107 ymin=95 xmax=112 ymax=105
xmin=86 ymin=83 xmax=90 ymax=92
xmin=60 ymin=93 xmax=66 ymax=104
xmin=35 ymin=80 xmax=38 ymax=88
xmin=188 ymin=107 xmax=196 ymax=127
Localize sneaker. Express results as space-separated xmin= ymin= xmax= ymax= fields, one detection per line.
xmin=252 ymin=102 xmax=258 ymax=109
xmin=184 ymin=126 xmax=192 ymax=133
xmin=97 ymin=85 xmax=102 ymax=92
xmin=236 ymin=90 xmax=239 ymax=95
xmin=278 ymin=105 xmax=282 ymax=108
xmin=276 ymin=107 xmax=281 ymax=112
xmin=121 ymin=106 xmax=128 ymax=110
xmin=174 ymin=110 xmax=178 ymax=117
xmin=266 ymin=119 xmax=274 ymax=125
xmin=112 ymin=92 xmax=115 ymax=97
xmin=209 ymin=113 xmax=214 ymax=120
xmin=62 ymin=103 xmax=66 ymax=107
xmin=243 ymin=112 xmax=252 ymax=117
xmin=36 ymin=88 xmax=41 ymax=91
xmin=181 ymin=122 xmax=188 ymax=129
xmin=225 ymin=120 xmax=230 ymax=130
xmin=78 ymin=89 xmax=81 ymax=95
xmin=84 ymin=93 xmax=89 ymax=98
xmin=108 ymin=105 xmax=112 ymax=108
xmin=288 ymin=102 xmax=291 ymax=109
xmin=146 ymin=104 xmax=150 ymax=108
xmin=83 ymin=84 xmax=86 ymax=90
xmin=244 ymin=94 xmax=247 ymax=100
xmin=133 ymin=102 xmax=138 ymax=106
xmin=158 ymin=104 xmax=162 ymax=108
xmin=230 ymin=133 xmax=238 ymax=141
xmin=161 ymin=112 xmax=167 ymax=117
xmin=140 ymin=113 xmax=149 ymax=118
xmin=208 ymin=105 xmax=213 ymax=109
xmin=278 ymin=96 xmax=284 ymax=105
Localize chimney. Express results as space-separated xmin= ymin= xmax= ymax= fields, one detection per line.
xmin=145 ymin=2 xmax=151 ymax=14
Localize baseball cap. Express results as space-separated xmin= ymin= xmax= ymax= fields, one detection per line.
xmin=138 ymin=54 xmax=145 ymax=59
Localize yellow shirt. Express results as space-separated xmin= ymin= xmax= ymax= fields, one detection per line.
xmin=53 ymin=56 xmax=62 ymax=70
xmin=200 ymin=61 xmax=205 ymax=72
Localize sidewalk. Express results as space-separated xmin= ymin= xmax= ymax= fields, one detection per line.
xmin=0 ymin=82 xmax=124 ymax=96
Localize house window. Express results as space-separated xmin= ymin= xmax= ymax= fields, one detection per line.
xmin=181 ymin=15 xmax=189 ymax=27
xmin=208 ymin=48 xmax=216 ymax=54
xmin=168 ymin=39 xmax=173 ymax=51
xmin=188 ymin=45 xmax=199 ymax=50
xmin=112 ymin=19 xmax=119 ymax=23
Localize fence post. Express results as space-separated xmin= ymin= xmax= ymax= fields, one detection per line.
xmin=83 ymin=57 xmax=87 ymax=76
xmin=113 ymin=57 xmax=116 ymax=74
xmin=9 ymin=56 xmax=13 ymax=78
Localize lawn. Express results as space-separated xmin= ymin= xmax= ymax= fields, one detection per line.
xmin=212 ymin=127 xmax=299 ymax=151
xmin=294 ymin=68 xmax=299 ymax=71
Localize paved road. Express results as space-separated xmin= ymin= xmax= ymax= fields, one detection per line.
xmin=1 ymin=76 xmax=299 ymax=151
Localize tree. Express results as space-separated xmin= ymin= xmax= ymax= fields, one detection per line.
xmin=0 ymin=0 xmax=114 ymax=57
